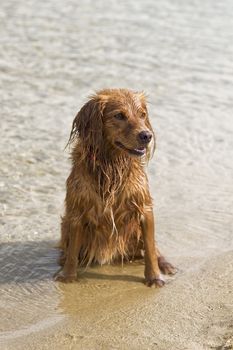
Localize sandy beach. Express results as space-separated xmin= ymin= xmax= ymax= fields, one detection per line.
xmin=1 ymin=0 xmax=233 ymax=349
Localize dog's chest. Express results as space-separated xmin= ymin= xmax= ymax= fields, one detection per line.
xmin=83 ymin=163 xmax=150 ymax=227
xmin=106 ymin=171 xmax=149 ymax=220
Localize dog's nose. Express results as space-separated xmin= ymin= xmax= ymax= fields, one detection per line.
xmin=138 ymin=131 xmax=152 ymax=144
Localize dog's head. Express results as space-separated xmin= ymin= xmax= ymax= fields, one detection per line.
xmin=69 ymin=89 xmax=155 ymax=160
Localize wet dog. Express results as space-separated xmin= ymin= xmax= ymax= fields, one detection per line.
xmin=55 ymin=89 xmax=175 ymax=286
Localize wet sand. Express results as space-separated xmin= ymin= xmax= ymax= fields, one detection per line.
xmin=1 ymin=0 xmax=233 ymax=349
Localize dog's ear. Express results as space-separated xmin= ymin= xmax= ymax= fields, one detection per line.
xmin=136 ymin=91 xmax=152 ymax=130
xmin=68 ymin=96 xmax=106 ymax=154
xmin=136 ymin=91 xmax=147 ymax=105
xmin=136 ymin=91 xmax=156 ymax=159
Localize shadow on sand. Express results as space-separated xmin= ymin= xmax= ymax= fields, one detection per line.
xmin=0 ymin=240 xmax=144 ymax=285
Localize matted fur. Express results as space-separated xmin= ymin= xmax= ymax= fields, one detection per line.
xmin=56 ymin=89 xmax=176 ymax=287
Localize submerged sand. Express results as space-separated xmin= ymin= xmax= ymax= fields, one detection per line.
xmin=1 ymin=0 xmax=233 ymax=349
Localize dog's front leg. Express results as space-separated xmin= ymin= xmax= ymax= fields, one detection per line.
xmin=54 ymin=222 xmax=82 ymax=283
xmin=141 ymin=210 xmax=165 ymax=287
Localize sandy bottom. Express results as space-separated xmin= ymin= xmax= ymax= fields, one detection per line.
xmin=1 ymin=254 xmax=233 ymax=350
xmin=1 ymin=0 xmax=233 ymax=349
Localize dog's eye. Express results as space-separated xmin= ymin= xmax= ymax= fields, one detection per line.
xmin=141 ymin=112 xmax=146 ymax=119
xmin=114 ymin=113 xmax=126 ymax=121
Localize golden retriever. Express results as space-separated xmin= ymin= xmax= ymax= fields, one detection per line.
xmin=55 ymin=89 xmax=175 ymax=287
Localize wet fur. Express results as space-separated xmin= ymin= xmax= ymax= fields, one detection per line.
xmin=56 ymin=89 xmax=175 ymax=286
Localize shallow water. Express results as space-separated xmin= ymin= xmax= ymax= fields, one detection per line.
xmin=1 ymin=0 xmax=233 ymax=349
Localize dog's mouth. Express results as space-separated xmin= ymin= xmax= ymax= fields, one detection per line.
xmin=115 ymin=141 xmax=146 ymax=156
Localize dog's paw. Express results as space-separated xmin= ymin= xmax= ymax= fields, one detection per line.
xmin=54 ymin=270 xmax=77 ymax=283
xmin=145 ymin=276 xmax=165 ymax=288
xmin=158 ymin=257 xmax=177 ymax=275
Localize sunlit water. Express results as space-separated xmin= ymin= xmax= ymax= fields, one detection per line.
xmin=0 ymin=0 xmax=233 ymax=348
